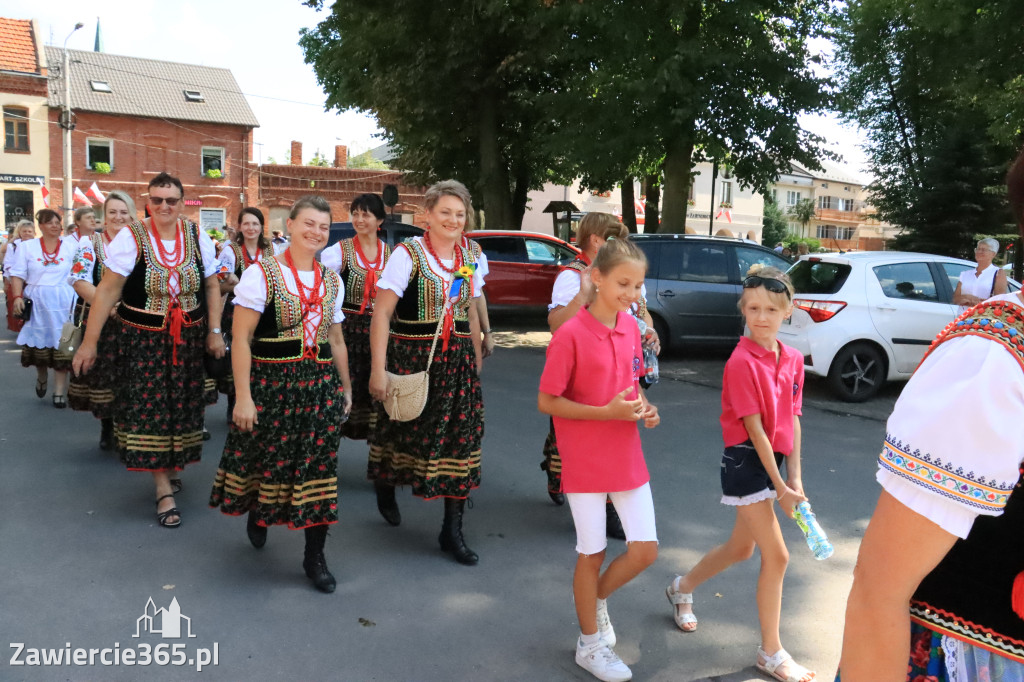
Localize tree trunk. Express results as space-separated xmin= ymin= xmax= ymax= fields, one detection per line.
xmin=660 ymin=133 xmax=695 ymax=234
xmin=620 ymin=177 xmax=637 ymax=233
xmin=509 ymin=162 xmax=530 ymax=230
xmin=477 ymin=86 xmax=514 ymax=231
xmin=643 ymin=174 xmax=661 ymax=234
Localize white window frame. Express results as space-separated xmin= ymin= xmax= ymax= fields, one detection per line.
xmin=818 ymin=195 xmax=832 ymax=209
xmin=86 ymin=138 xmax=113 ymax=170
xmin=786 ymin=190 xmax=801 ymax=205
xmin=201 ymin=147 xmax=225 ymax=176
xmin=199 ymin=208 xmax=226 ymax=230
xmin=719 ymin=180 xmax=733 ymax=205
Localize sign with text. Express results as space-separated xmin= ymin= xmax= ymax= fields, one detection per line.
xmin=0 ymin=175 xmax=45 ymax=185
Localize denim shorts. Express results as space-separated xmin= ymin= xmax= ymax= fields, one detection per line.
xmin=720 ymin=441 xmax=785 ymax=506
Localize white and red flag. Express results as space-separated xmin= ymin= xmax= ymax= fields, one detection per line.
xmin=39 ymin=178 xmax=50 ymax=208
xmin=86 ymin=182 xmax=105 ymax=204
xmin=73 ymin=186 xmax=92 ymax=206
xmin=715 ymin=208 xmax=733 ymax=223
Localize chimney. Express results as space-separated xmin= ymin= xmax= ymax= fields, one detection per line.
xmin=334 ymin=145 xmax=348 ymax=168
xmin=290 ymin=141 xmax=302 ymax=166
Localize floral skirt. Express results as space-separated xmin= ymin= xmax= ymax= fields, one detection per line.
xmin=368 ymin=334 xmax=483 ymax=499
xmin=541 ymin=417 xmax=562 ymax=494
xmin=21 ymin=346 xmax=72 ymax=371
xmin=69 ymin=313 xmax=119 ymax=419
xmin=209 ymin=357 xmax=345 ymax=529
xmin=114 ymin=320 xmax=206 ymax=472
xmin=340 ymin=311 xmax=372 ymax=440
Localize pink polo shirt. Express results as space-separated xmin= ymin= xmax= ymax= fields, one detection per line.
xmin=720 ymin=336 xmax=804 ymax=454
xmin=539 ymin=308 xmax=650 ymax=493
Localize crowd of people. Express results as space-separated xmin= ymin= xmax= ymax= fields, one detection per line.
xmin=3 ymin=154 xmax=1024 ymax=681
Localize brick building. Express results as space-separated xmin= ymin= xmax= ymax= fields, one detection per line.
xmin=0 ymin=18 xmax=49 ymax=228
xmin=257 ymin=141 xmax=426 ymax=235
xmin=45 ymin=46 xmax=258 ymax=228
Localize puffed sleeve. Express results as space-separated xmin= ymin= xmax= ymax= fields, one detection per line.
xmin=232 ymin=264 xmax=268 ymax=313
xmin=549 ymin=269 xmax=582 ymax=311
xmin=68 ymin=241 xmax=97 ymax=285
xmin=6 ymin=241 xmax=27 ymax=280
xmin=197 ymin=229 xmax=219 ymax=278
xmin=103 ymin=227 xmax=139 ymax=277
xmin=321 ymin=242 xmax=343 ymax=275
xmin=377 ymin=244 xmax=414 ymax=297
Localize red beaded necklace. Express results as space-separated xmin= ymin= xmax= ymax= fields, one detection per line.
xmin=284 ymin=249 xmax=324 ymax=357
xmin=242 ymin=241 xmax=261 ymax=267
xmin=353 ymin=235 xmax=383 ymax=271
xmin=422 ymin=232 xmax=462 ymax=274
xmin=353 ymin=236 xmax=385 ymax=314
xmin=39 ymin=237 xmax=60 ymax=265
xmin=148 ymin=218 xmax=184 ymax=268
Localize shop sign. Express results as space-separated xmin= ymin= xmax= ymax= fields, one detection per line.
xmin=0 ymin=174 xmax=45 ymax=185
xmin=183 ymin=199 xmax=203 ymax=206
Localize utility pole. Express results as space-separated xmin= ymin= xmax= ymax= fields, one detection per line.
xmin=61 ymin=23 xmax=84 ymax=224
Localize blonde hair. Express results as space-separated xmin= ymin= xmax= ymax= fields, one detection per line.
xmin=592 ymin=236 xmax=647 ymax=275
xmin=740 ymin=263 xmax=794 ymax=309
xmin=424 ymin=179 xmax=475 ymax=230
xmin=576 ymin=212 xmax=627 ymax=253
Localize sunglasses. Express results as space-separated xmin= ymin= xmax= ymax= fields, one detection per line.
xmin=743 ymin=275 xmax=791 ymax=298
xmin=150 ymin=196 xmax=181 ymax=206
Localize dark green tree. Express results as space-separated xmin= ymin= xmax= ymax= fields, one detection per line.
xmin=761 ymin=199 xmax=789 ymax=247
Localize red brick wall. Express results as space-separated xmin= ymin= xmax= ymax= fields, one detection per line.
xmin=47 ymin=110 xmax=253 ymax=225
xmin=0 ymin=72 xmax=46 ymax=97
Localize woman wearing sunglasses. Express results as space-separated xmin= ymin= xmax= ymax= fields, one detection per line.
xmin=73 ymin=173 xmax=225 ymax=529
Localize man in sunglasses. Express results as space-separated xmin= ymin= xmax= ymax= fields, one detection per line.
xmin=73 ymin=172 xmax=225 ymax=530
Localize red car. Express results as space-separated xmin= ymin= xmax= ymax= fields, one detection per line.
xmin=468 ymin=231 xmax=581 ymax=308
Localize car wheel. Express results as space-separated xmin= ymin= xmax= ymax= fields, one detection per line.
xmin=827 ymin=342 xmax=886 ymax=403
xmin=651 ymin=314 xmax=670 ymax=354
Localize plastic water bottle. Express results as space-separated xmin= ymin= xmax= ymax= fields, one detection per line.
xmin=793 ymin=501 xmax=833 ymax=560
xmin=636 ymin=320 xmax=659 ymax=385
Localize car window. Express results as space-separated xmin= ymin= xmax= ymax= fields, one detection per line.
xmin=635 ymin=241 xmax=660 ymax=278
xmin=735 ymin=246 xmax=793 ymax=282
xmin=525 ymin=239 xmax=575 ymax=265
xmin=872 ymin=262 xmax=940 ymax=302
xmin=940 ymin=262 xmax=972 ymax=293
xmin=659 ymin=242 xmax=730 ymax=283
xmin=788 ymin=260 xmax=852 ymax=294
xmin=476 ymin=237 xmax=524 ymax=263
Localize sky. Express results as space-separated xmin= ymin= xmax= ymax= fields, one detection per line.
xmin=24 ymin=0 xmax=870 ymax=181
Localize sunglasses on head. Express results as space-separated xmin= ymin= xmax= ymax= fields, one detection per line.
xmin=150 ymin=196 xmax=181 ymax=206
xmin=743 ymin=275 xmax=791 ymax=298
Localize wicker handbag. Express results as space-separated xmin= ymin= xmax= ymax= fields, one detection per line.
xmin=383 ymin=305 xmax=448 ymax=422
xmin=58 ymin=298 xmax=85 ymax=354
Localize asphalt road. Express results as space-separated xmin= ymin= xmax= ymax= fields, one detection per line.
xmin=0 ymin=321 xmax=891 ymax=682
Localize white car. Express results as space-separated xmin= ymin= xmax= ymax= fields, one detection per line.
xmin=778 ymin=252 xmax=1021 ymax=401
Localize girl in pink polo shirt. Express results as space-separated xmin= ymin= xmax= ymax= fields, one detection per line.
xmin=538 ymin=237 xmax=660 ymax=682
xmin=665 ymin=265 xmax=815 ymax=682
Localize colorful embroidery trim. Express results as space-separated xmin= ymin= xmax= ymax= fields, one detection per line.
xmin=919 ymin=300 xmax=1024 ymax=374
xmin=910 ymin=601 xmax=1024 ymax=663
xmin=879 ymin=436 xmax=1014 ymax=512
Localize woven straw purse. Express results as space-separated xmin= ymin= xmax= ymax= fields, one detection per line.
xmin=383 ymin=304 xmax=448 ymax=422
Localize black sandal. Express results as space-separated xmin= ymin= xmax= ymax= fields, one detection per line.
xmin=52 ymin=394 xmax=67 ymax=409
xmin=35 ymin=378 xmax=47 ymax=398
xmin=155 ymin=494 xmax=181 ymax=528
xmin=170 ymin=478 xmax=183 ymax=494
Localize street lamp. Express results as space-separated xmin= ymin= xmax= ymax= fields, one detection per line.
xmin=61 ymin=22 xmax=84 ymax=224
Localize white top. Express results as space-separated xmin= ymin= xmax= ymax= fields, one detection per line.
xmin=105 ymin=222 xmax=219 ymax=296
xmin=272 ymin=240 xmax=288 ymax=256
xmin=3 ymin=238 xmax=22 ymax=270
xmin=378 ymin=237 xmax=484 ymax=299
xmin=957 ymin=264 xmax=1001 ymax=314
xmin=218 ymin=242 xmax=269 ymax=275
xmin=233 ymin=262 xmax=345 ymax=346
xmin=548 ymin=266 xmax=648 ymax=315
xmin=7 ymin=237 xmax=77 ymax=286
xmin=463 ymin=238 xmax=489 ymax=281
xmin=320 ymin=238 xmax=388 ymax=276
xmin=877 ymin=292 xmax=1024 ymax=538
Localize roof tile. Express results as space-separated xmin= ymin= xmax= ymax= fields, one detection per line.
xmin=0 ymin=17 xmax=40 ymax=74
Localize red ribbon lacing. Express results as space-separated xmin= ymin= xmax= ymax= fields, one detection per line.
xmin=284 ymin=249 xmax=325 ymax=360
xmin=353 ymin=237 xmax=384 ymax=314
xmin=423 ymin=234 xmax=464 ymax=353
xmin=148 ymin=219 xmax=188 ymax=365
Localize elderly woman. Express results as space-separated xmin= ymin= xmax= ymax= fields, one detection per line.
xmin=7 ymin=209 xmax=78 ymax=407
xmin=321 ymin=193 xmax=390 ymax=440
xmin=368 ymin=179 xmax=485 ymax=565
xmin=68 ymin=206 xmax=98 ymax=246
xmin=953 ymin=237 xmax=1008 ymax=315
xmin=67 ymin=190 xmax=137 ymax=449
xmin=4 ymin=219 xmax=36 ymax=332
xmin=839 ymin=151 xmax=1024 ymax=680
xmin=214 ymin=207 xmax=275 ymax=420
xmin=542 ymin=212 xmax=660 ymax=538
xmin=210 ymin=196 xmax=352 ymax=593
xmin=73 ymin=173 xmax=225 ymax=529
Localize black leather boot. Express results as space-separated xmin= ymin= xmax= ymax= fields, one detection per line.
xmin=439 ymin=498 xmax=478 ymax=565
xmin=374 ymin=480 xmax=401 ymax=526
xmin=303 ymin=525 xmax=336 ymax=593
xmin=99 ymin=418 xmax=114 ymax=451
xmin=606 ymin=501 xmax=626 ymax=541
xmin=246 ymin=510 xmax=267 ymax=549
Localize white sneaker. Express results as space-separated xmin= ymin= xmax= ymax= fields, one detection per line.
xmin=575 ymin=639 xmax=632 ymax=682
xmin=596 ymin=599 xmax=616 ymax=647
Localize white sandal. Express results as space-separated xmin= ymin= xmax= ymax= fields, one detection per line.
xmin=755 ymin=647 xmax=815 ymax=682
xmin=665 ymin=576 xmax=698 ymax=632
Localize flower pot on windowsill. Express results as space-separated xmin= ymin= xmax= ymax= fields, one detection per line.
xmin=204 ymin=169 xmax=224 ymax=180
xmin=687 ymin=200 xmax=696 ymax=206
xmin=92 ymin=163 xmax=112 ymax=174
xmin=718 ymin=202 xmax=732 ymax=209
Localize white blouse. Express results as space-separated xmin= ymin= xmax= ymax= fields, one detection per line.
xmin=233 ymin=263 xmax=345 ymax=345
xmin=877 ymin=292 xmax=1024 ymax=538
xmin=377 ymin=237 xmax=484 ymax=299
xmin=320 ymin=239 xmax=387 ymax=276
xmin=105 ymin=222 xmax=219 ymax=296
xmin=7 ymin=237 xmax=77 ymax=287
xmin=957 ymin=264 xmax=1001 ymax=314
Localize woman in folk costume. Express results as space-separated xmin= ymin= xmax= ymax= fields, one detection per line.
xmin=73 ymin=173 xmax=225 ymax=529
xmin=7 ymin=209 xmax=78 ymax=407
xmin=839 ymin=149 xmax=1024 ymax=680
xmin=67 ymin=190 xmax=137 ymax=450
xmin=321 ymin=193 xmax=390 ymax=440
xmin=215 ymin=207 xmax=275 ymax=421
xmin=368 ymin=179 xmax=485 ymax=565
xmin=210 ymin=195 xmax=352 ymax=593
